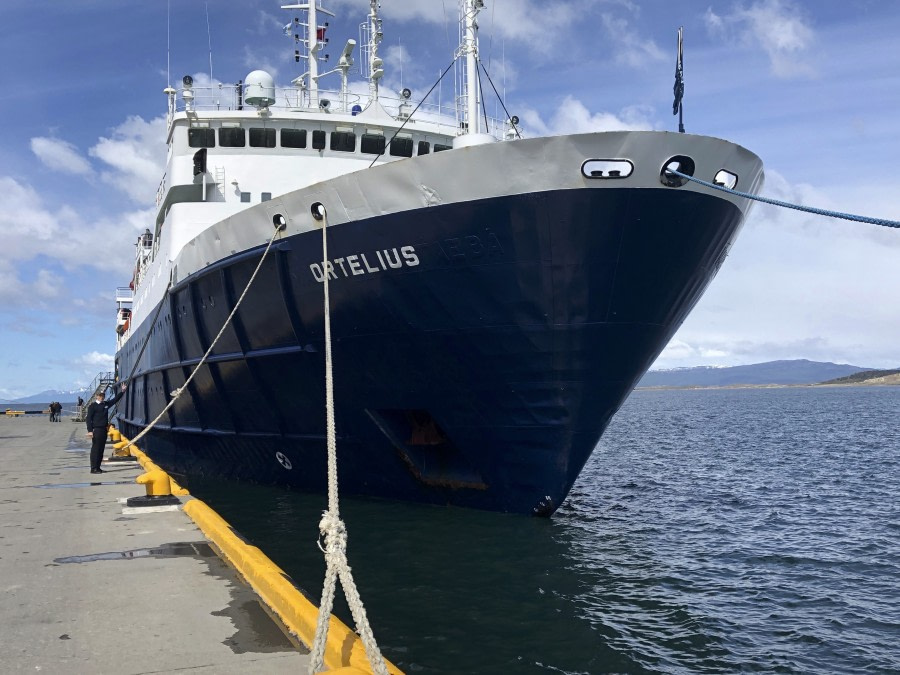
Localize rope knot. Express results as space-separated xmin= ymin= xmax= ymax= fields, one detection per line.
xmin=317 ymin=510 xmax=348 ymax=556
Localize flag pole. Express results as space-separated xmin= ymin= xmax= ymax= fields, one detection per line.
xmin=673 ymin=26 xmax=685 ymax=133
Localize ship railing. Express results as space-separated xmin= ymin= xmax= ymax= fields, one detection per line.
xmin=173 ymin=86 xmax=517 ymax=138
xmin=116 ymin=287 xmax=134 ymax=303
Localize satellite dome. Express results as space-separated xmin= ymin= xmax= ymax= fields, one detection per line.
xmin=244 ymin=70 xmax=276 ymax=107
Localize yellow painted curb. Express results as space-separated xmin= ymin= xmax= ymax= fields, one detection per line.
xmin=183 ymin=499 xmax=402 ymax=674
xmin=120 ymin=436 xmax=397 ymax=672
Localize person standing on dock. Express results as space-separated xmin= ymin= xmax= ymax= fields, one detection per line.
xmin=85 ymin=384 xmax=126 ymax=474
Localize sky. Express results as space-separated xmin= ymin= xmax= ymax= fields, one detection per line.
xmin=1 ymin=0 xmax=898 ymax=398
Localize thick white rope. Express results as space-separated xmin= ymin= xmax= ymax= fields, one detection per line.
xmin=122 ymin=224 xmax=282 ymax=452
xmin=308 ymin=206 xmax=388 ymax=675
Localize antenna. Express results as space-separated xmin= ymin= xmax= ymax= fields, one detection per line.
xmin=166 ymin=0 xmax=171 ymax=87
xmin=206 ymin=0 xmax=214 ymax=84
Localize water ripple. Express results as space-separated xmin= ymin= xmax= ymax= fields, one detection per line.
xmin=188 ymin=386 xmax=900 ymax=674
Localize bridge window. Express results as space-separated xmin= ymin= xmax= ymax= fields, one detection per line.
xmin=188 ymin=128 xmax=215 ymax=148
xmin=361 ymin=133 xmax=386 ymax=155
xmin=417 ymin=141 xmax=430 ymax=155
xmin=389 ymin=137 xmax=414 ymax=157
xmin=281 ymin=128 xmax=307 ymax=148
xmin=219 ymin=127 xmax=246 ymax=147
xmin=312 ymin=130 xmax=326 ymax=150
xmin=330 ymin=131 xmax=356 ymax=153
xmin=249 ymin=128 xmax=276 ymax=148
xmin=434 ymin=143 xmax=452 ymax=153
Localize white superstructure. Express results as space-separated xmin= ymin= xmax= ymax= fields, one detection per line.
xmin=125 ymin=0 xmax=512 ymax=344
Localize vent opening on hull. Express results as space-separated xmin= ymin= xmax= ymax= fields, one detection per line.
xmin=366 ymin=409 xmax=487 ymax=490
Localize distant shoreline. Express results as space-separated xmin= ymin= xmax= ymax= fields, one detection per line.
xmin=636 ymin=381 xmax=900 ymax=391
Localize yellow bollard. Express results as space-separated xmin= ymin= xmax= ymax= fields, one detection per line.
xmin=112 ymin=440 xmax=131 ymax=455
xmin=136 ymin=469 xmax=172 ymax=496
xmin=107 ymin=433 xmax=138 ymax=463
xmin=109 ymin=428 xmax=122 ymax=442
xmin=126 ymin=469 xmax=181 ymax=507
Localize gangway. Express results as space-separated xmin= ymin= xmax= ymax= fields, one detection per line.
xmin=71 ymin=371 xmax=116 ymax=422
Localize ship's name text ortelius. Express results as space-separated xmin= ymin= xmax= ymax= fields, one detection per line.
xmin=310 ymin=246 xmax=419 ymax=282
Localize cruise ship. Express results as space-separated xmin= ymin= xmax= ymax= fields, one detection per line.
xmin=113 ymin=0 xmax=764 ymax=515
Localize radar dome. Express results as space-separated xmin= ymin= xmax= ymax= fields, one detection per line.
xmin=244 ymin=70 xmax=275 ymax=107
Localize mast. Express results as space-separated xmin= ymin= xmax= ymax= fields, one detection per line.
xmin=308 ymin=1 xmax=320 ymax=106
xmin=366 ymin=0 xmax=384 ymax=103
xmin=462 ymin=0 xmax=481 ymax=134
xmin=453 ymin=0 xmax=495 ymax=147
xmin=282 ymin=2 xmax=334 ymax=108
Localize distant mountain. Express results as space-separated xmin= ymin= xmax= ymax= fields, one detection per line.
xmin=9 ymin=387 xmax=92 ymax=404
xmin=638 ymin=360 xmax=873 ymax=388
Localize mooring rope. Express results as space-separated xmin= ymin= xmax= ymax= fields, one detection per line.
xmin=122 ymin=222 xmax=284 ymax=453
xmin=308 ymin=205 xmax=388 ymax=675
xmin=668 ymin=168 xmax=900 ymax=229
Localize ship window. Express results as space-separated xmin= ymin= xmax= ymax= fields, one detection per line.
xmin=389 ymin=137 xmax=414 ymax=157
xmin=361 ymin=133 xmax=386 ymax=155
xmin=219 ymin=127 xmax=246 ymax=147
xmin=330 ymin=131 xmax=356 ymax=152
xmin=261 ymin=192 xmax=272 ymax=202
xmin=312 ymin=130 xmax=326 ymax=150
xmin=282 ymin=128 xmax=307 ymax=148
xmin=188 ymin=128 xmax=216 ymax=148
xmin=417 ymin=141 xmax=430 ymax=155
xmin=434 ymin=143 xmax=452 ymax=153
xmin=249 ymin=128 xmax=276 ymax=148
xmin=240 ymin=192 xmax=250 ymax=202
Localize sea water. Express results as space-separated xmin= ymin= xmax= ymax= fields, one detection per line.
xmin=186 ymin=386 xmax=900 ymax=673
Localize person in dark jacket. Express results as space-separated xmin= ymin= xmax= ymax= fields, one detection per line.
xmin=85 ymin=384 xmax=127 ymax=474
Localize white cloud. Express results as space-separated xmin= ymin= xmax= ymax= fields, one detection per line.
xmin=705 ymin=0 xmax=815 ymax=78
xmin=33 ymin=270 xmax=63 ymax=299
xmin=600 ymin=13 xmax=666 ymax=68
xmin=521 ymin=96 xmax=655 ymax=135
xmin=30 ymin=137 xmax=94 ymax=176
xmin=74 ymin=351 xmax=115 ymax=371
xmin=330 ymin=0 xmax=585 ymax=51
xmin=655 ymin=168 xmax=900 ymax=369
xmin=0 ymin=175 xmax=153 ymax=278
xmin=89 ymin=115 xmax=167 ymax=204
xmin=242 ymin=46 xmax=281 ymax=80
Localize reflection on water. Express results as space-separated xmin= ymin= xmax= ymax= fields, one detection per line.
xmin=185 ymin=386 xmax=900 ymax=674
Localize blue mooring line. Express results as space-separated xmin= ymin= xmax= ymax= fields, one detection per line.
xmin=669 ymin=169 xmax=900 ymax=229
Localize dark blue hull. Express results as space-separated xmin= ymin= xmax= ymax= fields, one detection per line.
xmin=116 ymin=187 xmax=742 ymax=514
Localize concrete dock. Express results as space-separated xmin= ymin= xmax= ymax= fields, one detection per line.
xmin=0 ymin=415 xmax=311 ymax=674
